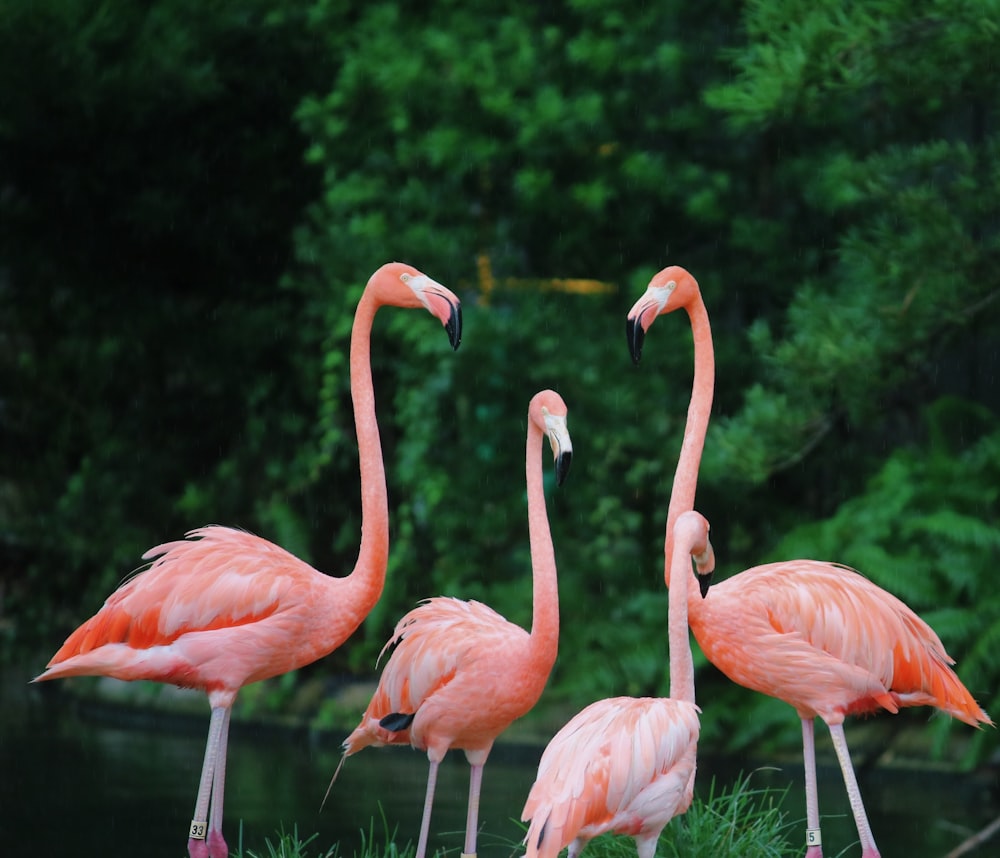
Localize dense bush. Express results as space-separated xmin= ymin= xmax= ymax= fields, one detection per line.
xmin=3 ymin=0 xmax=997 ymax=764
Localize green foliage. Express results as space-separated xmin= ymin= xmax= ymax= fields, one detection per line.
xmin=235 ymin=823 xmax=342 ymax=858
xmin=285 ymin=0 xmax=751 ymax=687
xmin=658 ymin=773 xmax=796 ymax=858
xmin=0 ymin=0 xmax=334 ymax=632
xmin=239 ymin=774 xmax=796 ymax=858
xmin=688 ymin=5 xmax=1000 ymax=767
xmin=339 ymin=285 xmax=687 ymax=685
xmin=4 ymin=0 xmax=999 ymax=772
xmin=233 ymin=812 xmax=413 ymax=858
xmin=702 ymin=0 xmax=1000 ymax=503
xmin=354 ymin=812 xmax=416 ymax=858
xmin=238 ymin=671 xmax=300 ymax=720
xmin=506 ymin=775 xmax=798 ymax=858
xmin=708 ymin=0 xmax=1000 ymax=129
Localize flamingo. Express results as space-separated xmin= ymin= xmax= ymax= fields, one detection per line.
xmin=32 ymin=262 xmax=462 ymax=858
xmin=335 ymin=389 xmax=572 ymax=858
xmin=521 ymin=510 xmax=714 ymax=858
xmin=626 ymin=265 xmax=992 ymax=858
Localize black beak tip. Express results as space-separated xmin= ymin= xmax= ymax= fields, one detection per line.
xmin=626 ymin=317 xmax=644 ymax=365
xmin=699 ymin=572 xmax=714 ymax=599
xmin=555 ymin=451 xmax=572 ymax=487
xmin=447 ymin=304 xmax=463 ymax=350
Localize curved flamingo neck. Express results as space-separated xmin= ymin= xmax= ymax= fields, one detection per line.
xmin=527 ymin=420 xmax=559 ymax=664
xmin=668 ymin=533 xmax=695 ymax=704
xmin=346 ymin=288 xmax=390 ymax=610
xmin=664 ymin=297 xmax=714 ymax=590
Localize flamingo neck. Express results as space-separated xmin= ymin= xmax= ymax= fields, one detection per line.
xmin=527 ymin=422 xmax=559 ymax=667
xmin=345 ymin=289 xmax=390 ymax=611
xmin=664 ymin=297 xmax=714 ymax=589
xmin=667 ymin=533 xmax=695 ymax=704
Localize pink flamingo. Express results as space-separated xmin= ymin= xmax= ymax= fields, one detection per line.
xmin=336 ymin=389 xmax=572 ymax=858
xmin=32 ymin=262 xmax=462 ymax=858
xmin=521 ymin=510 xmax=714 ymax=858
xmin=626 ymin=265 xmax=992 ymax=858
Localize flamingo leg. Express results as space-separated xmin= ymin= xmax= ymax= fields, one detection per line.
xmin=206 ymin=707 xmax=232 ymax=857
xmin=827 ymin=722 xmax=880 ymax=858
xmin=188 ymin=706 xmax=229 ymax=858
xmin=801 ymin=717 xmax=823 ymax=858
xmin=462 ymin=763 xmax=484 ymax=858
xmin=634 ymin=834 xmax=658 ymax=858
xmin=416 ymin=759 xmax=440 ymax=858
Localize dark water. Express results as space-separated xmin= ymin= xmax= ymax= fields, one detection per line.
xmin=2 ymin=675 xmax=997 ymax=858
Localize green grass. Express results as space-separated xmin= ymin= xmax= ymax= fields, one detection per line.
xmin=232 ymin=810 xmax=415 ymax=858
xmin=525 ymin=771 xmax=799 ymax=858
xmin=233 ymin=772 xmax=798 ymax=858
xmin=232 ymin=823 xmax=341 ymax=858
xmin=652 ymin=771 xmax=798 ymax=858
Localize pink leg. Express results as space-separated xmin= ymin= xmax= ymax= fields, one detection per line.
xmin=801 ymin=717 xmax=823 ymax=858
xmin=463 ymin=763 xmax=484 ymax=858
xmin=416 ymin=759 xmax=440 ymax=858
xmin=827 ymin=722 xmax=880 ymax=858
xmin=207 ymin=829 xmax=228 ymax=858
xmin=633 ymin=833 xmax=659 ymax=858
xmin=207 ymin=707 xmax=232 ymax=857
xmin=187 ymin=706 xmax=229 ymax=858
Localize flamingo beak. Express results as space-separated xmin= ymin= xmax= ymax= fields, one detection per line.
xmin=554 ymin=449 xmax=572 ymax=487
xmin=626 ymin=314 xmax=645 ymax=365
xmin=444 ymin=300 xmax=462 ymax=351
xmin=626 ymin=283 xmax=677 ymax=364
xmin=414 ymin=278 xmax=462 ymax=350
xmin=693 ymin=539 xmax=715 ymax=598
xmin=698 ymin=571 xmax=714 ymax=599
xmin=544 ymin=415 xmax=573 ymax=487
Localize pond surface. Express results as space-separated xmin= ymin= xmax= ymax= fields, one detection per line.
xmin=2 ymin=672 xmax=997 ymax=858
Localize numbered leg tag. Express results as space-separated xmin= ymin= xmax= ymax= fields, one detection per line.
xmin=806 ymin=828 xmax=822 ymax=847
xmin=189 ymin=820 xmax=208 ymax=840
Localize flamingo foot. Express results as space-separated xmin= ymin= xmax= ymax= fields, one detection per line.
xmin=207 ymin=829 xmax=229 ymax=858
xmin=187 ymin=830 xmax=227 ymax=858
xmin=188 ymin=837 xmax=210 ymax=858
xmin=208 ymin=829 xmax=229 ymax=858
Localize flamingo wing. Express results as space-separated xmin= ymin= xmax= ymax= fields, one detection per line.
xmin=522 ymin=697 xmax=700 ymax=858
xmin=375 ymin=597 xmax=523 ymax=709
xmin=39 ymin=527 xmax=326 ymax=683
xmin=343 ymin=597 xmax=528 ymax=755
xmin=699 ymin=560 xmax=990 ymax=725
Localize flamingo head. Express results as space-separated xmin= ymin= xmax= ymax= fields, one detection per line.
xmin=529 ymin=390 xmax=573 ymax=486
xmin=674 ymin=510 xmax=715 ymax=597
xmin=625 ymin=265 xmax=700 ymax=364
xmin=369 ymin=262 xmax=463 ymax=350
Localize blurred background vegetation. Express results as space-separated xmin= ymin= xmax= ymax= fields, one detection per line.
xmin=2 ymin=0 xmax=998 ymax=765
